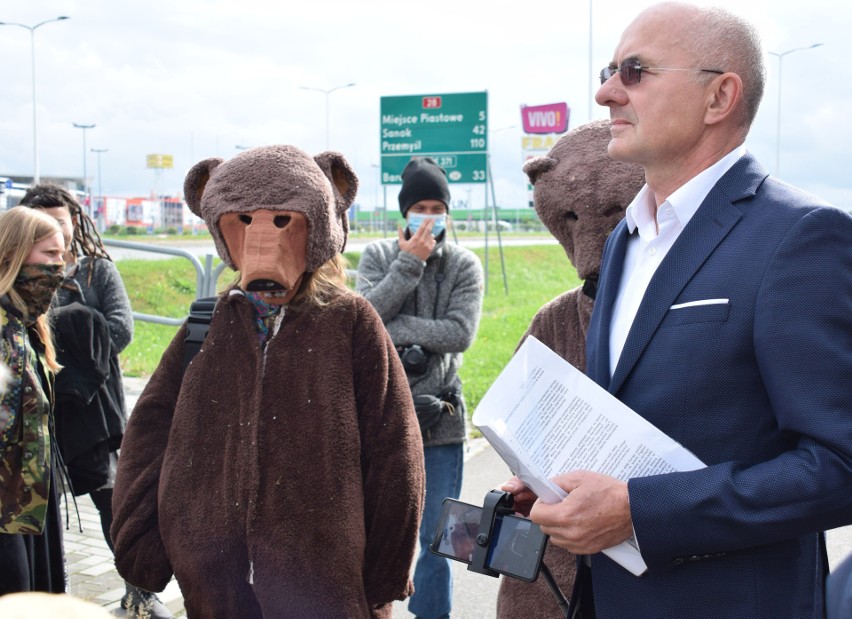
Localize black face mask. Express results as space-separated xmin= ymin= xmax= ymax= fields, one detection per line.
xmin=14 ymin=263 xmax=64 ymax=321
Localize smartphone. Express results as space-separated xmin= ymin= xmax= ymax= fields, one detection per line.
xmin=430 ymin=498 xmax=548 ymax=581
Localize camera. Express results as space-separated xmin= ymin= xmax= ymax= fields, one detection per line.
xmin=398 ymin=344 xmax=430 ymax=375
xmin=431 ymin=498 xmax=548 ymax=582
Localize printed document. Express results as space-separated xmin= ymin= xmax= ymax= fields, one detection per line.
xmin=472 ymin=336 xmax=706 ymax=576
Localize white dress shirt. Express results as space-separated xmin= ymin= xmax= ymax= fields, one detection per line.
xmin=608 ymin=146 xmax=746 ymax=377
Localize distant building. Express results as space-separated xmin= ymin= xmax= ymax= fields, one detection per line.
xmin=0 ymin=174 xmax=205 ymax=234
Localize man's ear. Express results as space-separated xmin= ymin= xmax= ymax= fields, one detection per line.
xmin=183 ymin=158 xmax=223 ymax=217
xmin=705 ymin=72 xmax=743 ymax=126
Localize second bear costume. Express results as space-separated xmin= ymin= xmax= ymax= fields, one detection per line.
xmin=497 ymin=121 xmax=644 ymax=617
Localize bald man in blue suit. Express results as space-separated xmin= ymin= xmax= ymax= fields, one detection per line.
xmin=503 ymin=3 xmax=852 ymax=617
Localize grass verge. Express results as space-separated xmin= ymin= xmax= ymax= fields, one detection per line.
xmin=115 ymin=244 xmax=579 ymax=410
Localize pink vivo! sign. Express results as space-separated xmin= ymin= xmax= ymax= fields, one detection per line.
xmin=521 ymin=102 xmax=569 ymax=134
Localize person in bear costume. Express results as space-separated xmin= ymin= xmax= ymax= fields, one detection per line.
xmin=496 ymin=120 xmax=644 ymax=618
xmin=110 ymin=145 xmax=425 ymax=618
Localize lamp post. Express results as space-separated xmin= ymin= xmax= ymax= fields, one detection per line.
xmin=72 ymin=122 xmax=95 ymax=216
xmin=768 ymin=43 xmax=823 ymax=177
xmin=588 ymin=0 xmax=594 ymax=122
xmin=91 ymin=148 xmax=107 ymax=231
xmin=0 ymin=16 xmax=70 ymax=184
xmin=489 ymin=125 xmax=516 ymax=227
xmin=370 ymin=163 xmax=380 ymax=233
xmin=299 ymin=83 xmax=356 ymax=149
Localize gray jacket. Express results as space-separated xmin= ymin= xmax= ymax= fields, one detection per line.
xmin=357 ymin=238 xmax=483 ymax=446
xmin=56 ymin=256 xmax=134 ymax=355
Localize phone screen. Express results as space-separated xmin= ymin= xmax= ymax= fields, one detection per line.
xmin=485 ymin=512 xmax=546 ymax=581
xmin=431 ymin=499 xmax=481 ymax=564
xmin=430 ymin=498 xmax=547 ymax=581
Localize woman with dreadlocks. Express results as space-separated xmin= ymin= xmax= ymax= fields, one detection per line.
xmin=21 ymin=185 xmax=171 ymax=618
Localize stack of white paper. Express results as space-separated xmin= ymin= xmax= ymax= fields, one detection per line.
xmin=472 ymin=336 xmax=705 ymax=576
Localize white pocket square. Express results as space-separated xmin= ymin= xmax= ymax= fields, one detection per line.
xmin=670 ymin=298 xmax=729 ymax=310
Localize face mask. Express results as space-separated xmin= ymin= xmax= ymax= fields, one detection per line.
xmin=407 ymin=213 xmax=447 ymax=238
xmin=13 ymin=263 xmax=64 ymax=320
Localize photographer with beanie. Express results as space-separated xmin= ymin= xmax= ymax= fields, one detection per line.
xmin=357 ymin=157 xmax=483 ymax=619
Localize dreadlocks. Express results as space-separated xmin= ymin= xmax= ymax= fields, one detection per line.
xmin=20 ymin=183 xmax=112 ymax=263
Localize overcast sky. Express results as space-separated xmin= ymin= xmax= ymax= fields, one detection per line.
xmin=1 ymin=0 xmax=847 ymax=212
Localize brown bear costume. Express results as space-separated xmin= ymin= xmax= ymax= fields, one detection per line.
xmin=111 ymin=145 xmax=425 ymax=618
xmin=496 ymin=120 xmax=644 ymax=617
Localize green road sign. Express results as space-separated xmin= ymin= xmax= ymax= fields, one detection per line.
xmin=380 ymin=92 xmax=488 ymax=184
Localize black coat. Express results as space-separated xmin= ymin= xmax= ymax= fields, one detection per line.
xmin=53 ymin=302 xmax=126 ymax=495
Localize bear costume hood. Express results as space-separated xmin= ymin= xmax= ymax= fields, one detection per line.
xmin=524 ymin=119 xmax=645 ymax=285
xmin=184 ymin=145 xmax=358 ymax=276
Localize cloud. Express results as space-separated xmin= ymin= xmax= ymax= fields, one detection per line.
xmin=1 ymin=0 xmax=848 ymax=211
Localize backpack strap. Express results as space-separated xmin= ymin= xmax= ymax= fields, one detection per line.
xmin=183 ymin=296 xmax=218 ymax=375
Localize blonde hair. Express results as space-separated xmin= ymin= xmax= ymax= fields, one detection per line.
xmin=290 ymin=253 xmax=352 ymax=307
xmin=225 ymin=254 xmax=352 ymax=308
xmin=0 ymin=207 xmax=63 ymax=372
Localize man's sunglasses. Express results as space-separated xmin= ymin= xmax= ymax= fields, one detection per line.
xmin=600 ymin=59 xmax=724 ymax=86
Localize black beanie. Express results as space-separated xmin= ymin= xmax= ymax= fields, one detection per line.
xmin=398 ymin=157 xmax=451 ymax=216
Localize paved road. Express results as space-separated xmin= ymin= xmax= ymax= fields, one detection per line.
xmin=392 ymin=441 xmax=511 ymax=619
xmin=389 ymin=440 xmax=852 ymax=618
xmin=104 ymin=235 xmax=557 ymax=262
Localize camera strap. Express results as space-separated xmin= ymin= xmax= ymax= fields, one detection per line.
xmin=414 ymin=244 xmax=449 ymax=320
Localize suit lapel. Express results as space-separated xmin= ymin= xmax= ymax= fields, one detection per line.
xmin=608 ymin=154 xmax=767 ymax=394
xmin=588 ymin=219 xmax=631 ymax=390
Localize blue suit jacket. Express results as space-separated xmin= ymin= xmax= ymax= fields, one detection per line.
xmin=585 ymin=153 xmax=852 ymax=618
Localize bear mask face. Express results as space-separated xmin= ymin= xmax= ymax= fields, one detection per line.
xmin=220 ymin=209 xmax=308 ymax=305
xmin=183 ymin=146 xmax=360 ymax=275
xmin=524 ymin=120 xmax=645 ymax=281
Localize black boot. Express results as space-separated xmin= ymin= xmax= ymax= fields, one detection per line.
xmin=114 ymin=582 xmax=174 ymax=619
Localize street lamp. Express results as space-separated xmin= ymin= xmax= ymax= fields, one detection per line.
xmin=370 ymin=163 xmax=380 ymax=233
xmin=72 ymin=122 xmax=95 ymax=216
xmin=0 ymin=16 xmax=70 ymax=183
xmin=299 ymin=83 xmax=356 ymax=149
xmin=588 ymin=0 xmax=594 ymax=122
xmin=91 ymin=148 xmax=107 ymax=231
xmin=768 ymin=43 xmax=823 ymax=177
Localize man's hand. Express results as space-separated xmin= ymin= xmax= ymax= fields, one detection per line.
xmin=500 ymin=476 xmax=539 ymax=517
xmin=398 ymin=218 xmax=435 ymax=261
xmin=529 ymin=471 xmax=633 ymax=554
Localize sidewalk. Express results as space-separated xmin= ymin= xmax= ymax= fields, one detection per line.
xmin=61 ymin=375 xmax=186 ymax=616
xmin=62 ymin=375 xmax=492 ymax=617
xmin=62 ymin=494 xmax=186 ymax=616
xmin=60 ymin=375 xmax=852 ymax=616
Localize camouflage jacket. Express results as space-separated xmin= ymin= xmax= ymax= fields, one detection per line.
xmin=0 ymin=297 xmax=54 ymax=535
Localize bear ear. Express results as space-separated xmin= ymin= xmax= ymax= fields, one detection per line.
xmin=523 ymin=155 xmax=558 ymax=186
xmin=183 ymin=158 xmax=224 ymax=217
xmin=314 ymin=151 xmax=359 ymax=216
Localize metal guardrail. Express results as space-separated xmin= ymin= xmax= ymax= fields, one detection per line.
xmin=104 ymin=239 xmax=227 ymax=326
xmin=104 ymin=238 xmax=356 ymax=326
